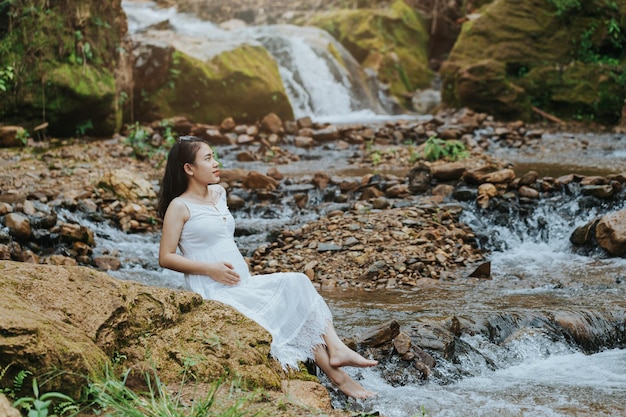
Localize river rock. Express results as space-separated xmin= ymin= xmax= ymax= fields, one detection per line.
xmin=98 ymin=169 xmax=157 ymax=201
xmin=407 ymin=163 xmax=431 ymax=194
xmin=312 ymin=126 xmax=341 ymax=142
xmin=393 ymin=332 xmax=412 ymax=355
xmin=431 ymin=161 xmax=466 ymax=182
xmin=518 ymin=185 xmax=539 ymax=199
xmin=260 ymin=112 xmax=283 ymax=134
xmin=595 ymin=209 xmax=626 ymax=256
xmin=359 ymin=320 xmax=400 ymax=347
xmin=581 ymin=184 xmax=614 ymax=199
xmin=4 ymin=212 xmax=31 ymax=239
xmin=243 ymin=171 xmax=279 ymax=190
xmin=409 ymin=322 xmax=456 ymax=360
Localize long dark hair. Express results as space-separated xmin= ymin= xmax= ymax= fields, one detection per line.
xmin=157 ymin=136 xmax=208 ymax=218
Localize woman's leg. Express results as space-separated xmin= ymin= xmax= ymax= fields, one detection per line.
xmin=314 ymin=345 xmax=376 ymax=399
xmin=322 ymin=322 xmax=378 ymax=368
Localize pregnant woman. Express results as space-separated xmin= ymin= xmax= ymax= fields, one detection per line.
xmin=157 ymin=136 xmax=377 ymax=399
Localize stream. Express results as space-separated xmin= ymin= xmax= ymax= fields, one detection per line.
xmin=78 ymin=136 xmax=626 ymax=417
xmin=91 ymin=2 xmax=626 ymax=416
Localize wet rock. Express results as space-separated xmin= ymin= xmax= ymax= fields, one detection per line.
xmin=59 ymin=223 xmax=95 ymax=245
xmin=243 ymin=171 xmax=279 ymax=190
xmin=570 ymin=218 xmax=601 ymax=246
xmin=581 ymin=184 xmax=614 ymax=199
xmin=296 ymin=116 xmax=313 ymax=129
xmin=294 ymin=136 xmax=315 ymax=148
xmin=0 ymin=202 xmax=12 ymax=215
xmin=409 ymin=322 xmax=456 ymax=360
xmin=483 ymin=168 xmax=516 ymax=184
xmin=407 ymin=163 xmax=431 ymax=194
xmin=468 ymin=261 xmax=491 ymax=279
xmin=359 ymin=320 xmax=401 ymax=347
xmin=519 ymin=170 xmax=538 ymax=186
xmin=393 ymin=332 xmax=412 ymax=355
xmin=4 ymin=212 xmax=31 ymax=240
xmin=236 ymin=149 xmax=257 ymax=161
xmin=317 ymin=242 xmax=342 ymax=252
xmin=518 ymin=185 xmax=539 ymax=199
xmin=312 ymin=126 xmax=340 ymax=142
xmin=595 ymin=209 xmax=626 ymax=256
xmin=452 ymin=187 xmax=477 ymax=201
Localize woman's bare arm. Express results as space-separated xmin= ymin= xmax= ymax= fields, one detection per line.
xmin=159 ymin=198 xmax=240 ymax=285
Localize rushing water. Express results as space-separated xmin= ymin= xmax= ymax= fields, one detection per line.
xmin=109 ymin=3 xmax=626 ymax=415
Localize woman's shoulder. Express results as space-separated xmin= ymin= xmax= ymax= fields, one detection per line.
xmin=208 ymin=183 xmax=227 ymax=193
xmin=168 ymin=196 xmax=191 ymax=213
xmin=162 ymin=196 xmax=190 ymax=224
xmin=208 ymin=183 xmax=227 ymax=200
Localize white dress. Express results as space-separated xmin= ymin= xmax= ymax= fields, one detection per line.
xmin=177 ymin=184 xmax=333 ymax=369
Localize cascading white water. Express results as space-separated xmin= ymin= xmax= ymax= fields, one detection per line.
xmin=122 ymin=0 xmax=404 ymax=124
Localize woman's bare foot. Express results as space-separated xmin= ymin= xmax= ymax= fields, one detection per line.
xmin=329 ymin=347 xmax=378 ymax=368
xmin=314 ymin=345 xmax=377 ymax=399
xmin=336 ymin=375 xmax=377 ymax=399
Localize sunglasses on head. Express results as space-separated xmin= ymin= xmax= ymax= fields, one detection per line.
xmin=178 ymin=135 xmax=200 ymax=142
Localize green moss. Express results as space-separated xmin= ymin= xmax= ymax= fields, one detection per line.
xmin=0 ymin=0 xmax=124 ymax=136
xmin=441 ymin=0 xmax=626 ymax=123
xmin=327 ymin=42 xmax=346 ymax=69
xmin=307 ymin=0 xmax=432 ymax=109
xmin=145 ymin=46 xmax=293 ymax=124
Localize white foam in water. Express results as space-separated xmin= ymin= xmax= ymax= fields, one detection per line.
xmin=347 ymin=349 xmax=626 ymax=417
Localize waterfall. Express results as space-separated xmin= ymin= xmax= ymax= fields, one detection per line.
xmin=122 ymin=0 xmax=400 ymax=123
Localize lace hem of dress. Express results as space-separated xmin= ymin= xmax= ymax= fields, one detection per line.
xmin=269 ymin=296 xmax=332 ymax=370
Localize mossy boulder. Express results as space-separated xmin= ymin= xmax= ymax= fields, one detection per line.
xmin=441 ymin=0 xmax=626 ymax=124
xmin=0 ymin=260 xmax=284 ymax=398
xmin=306 ymin=0 xmax=433 ymax=109
xmin=0 ymin=0 xmax=127 ymax=137
xmin=132 ymin=41 xmax=294 ymax=125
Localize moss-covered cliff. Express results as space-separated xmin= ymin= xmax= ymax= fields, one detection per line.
xmin=441 ymin=0 xmax=626 ymax=123
xmin=0 ymin=0 xmax=127 ymax=137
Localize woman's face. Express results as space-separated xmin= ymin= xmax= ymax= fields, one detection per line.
xmin=188 ymin=142 xmax=221 ymax=184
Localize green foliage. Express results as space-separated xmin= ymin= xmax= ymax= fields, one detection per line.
xmin=16 ymin=128 xmax=30 ymax=145
xmin=168 ymin=53 xmax=181 ymax=89
xmin=1 ymin=363 xmax=31 ymax=399
xmin=370 ymin=149 xmax=382 ymax=166
xmin=12 ymin=377 xmax=77 ymax=417
xmin=423 ymin=136 xmax=469 ymax=162
xmin=125 ymin=121 xmax=151 ymax=158
xmin=118 ymin=90 xmax=128 ymax=106
xmin=546 ymin=0 xmax=581 ymax=17
xmin=75 ymin=119 xmax=93 ymax=137
xmin=86 ymin=367 xmax=260 ymax=417
xmin=125 ymin=120 xmax=181 ymax=167
xmin=159 ymin=118 xmax=177 ymax=147
xmin=0 ymin=65 xmax=14 ymax=92
xmin=548 ymin=0 xmax=625 ymax=65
